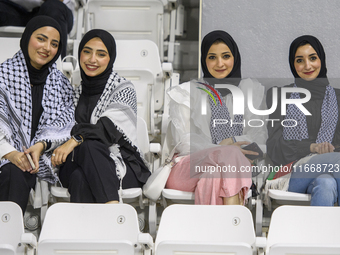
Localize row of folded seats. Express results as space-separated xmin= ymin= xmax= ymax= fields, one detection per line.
xmin=1 ymin=201 xmax=340 ymax=255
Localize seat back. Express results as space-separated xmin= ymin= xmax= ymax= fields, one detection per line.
xmin=85 ymin=0 xmax=164 ymax=59
xmin=155 ymin=204 xmax=256 ymax=255
xmin=266 ymin=205 xmax=340 ymax=255
xmin=114 ymin=39 xmax=164 ymax=139
xmin=38 ymin=203 xmax=143 ymax=255
xmin=137 ymin=116 xmax=150 ymax=158
xmin=0 ymin=37 xmax=20 ymax=64
xmin=0 ymin=202 xmax=25 ymax=255
xmin=0 ymin=37 xmax=64 ymax=72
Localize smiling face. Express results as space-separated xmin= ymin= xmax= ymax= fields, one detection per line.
xmin=80 ymin=37 xmax=110 ymax=77
xmin=205 ymin=41 xmax=234 ymax=79
xmin=28 ymin=26 xmax=60 ymax=69
xmin=294 ymin=43 xmax=321 ymax=81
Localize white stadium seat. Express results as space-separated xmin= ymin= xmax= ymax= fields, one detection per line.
xmin=85 ymin=0 xmax=165 ymax=59
xmin=0 ymin=202 xmax=37 ymax=255
xmin=155 ymin=204 xmax=266 ymax=255
xmin=266 ymin=205 xmax=340 ymax=255
xmin=38 ymin=203 xmax=153 ymax=255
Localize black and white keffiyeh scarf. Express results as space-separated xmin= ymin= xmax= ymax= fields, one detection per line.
xmin=283 ymin=84 xmax=338 ymax=143
xmin=284 ymin=35 xmax=338 ymax=143
xmin=202 ymin=83 xmax=243 ymax=144
xmin=76 ymin=29 xmax=148 ymax=201
xmin=0 ymin=50 xmax=75 ymax=183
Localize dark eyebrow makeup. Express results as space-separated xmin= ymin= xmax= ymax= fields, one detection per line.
xmin=37 ymin=33 xmax=59 ymax=44
xmin=83 ymin=46 xmax=108 ymax=54
xmin=295 ymin=53 xmax=317 ymax=59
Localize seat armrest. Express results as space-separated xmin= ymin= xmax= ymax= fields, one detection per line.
xmin=255 ymin=236 xmax=267 ymax=255
xmin=162 ymin=62 xmax=173 ymax=77
xmin=255 ymin=236 xmax=267 ymax=248
xmin=76 ymin=0 xmax=87 ymax=7
xmin=62 ymin=62 xmax=73 ymax=79
xmin=160 ymin=0 xmax=176 ymax=6
xmin=138 ymin=233 xmax=154 ymax=250
xmin=51 ymin=186 xmax=70 ymax=198
xmin=21 ymin=233 xmax=37 ymax=249
xmin=150 ymin=143 xmax=161 ymax=154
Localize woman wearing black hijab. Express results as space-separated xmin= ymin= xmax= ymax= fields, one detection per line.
xmin=55 ymin=29 xmax=150 ymax=204
xmin=266 ymin=35 xmax=340 ymax=206
xmin=0 ymin=16 xmax=75 ymax=214
xmin=165 ymin=30 xmax=267 ymax=205
xmin=200 ymin=30 xmax=241 ymax=89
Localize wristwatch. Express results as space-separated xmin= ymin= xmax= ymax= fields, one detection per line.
xmin=71 ymin=135 xmax=83 ymax=145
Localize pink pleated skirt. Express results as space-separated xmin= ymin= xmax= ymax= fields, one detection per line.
xmin=166 ymin=145 xmax=252 ymax=205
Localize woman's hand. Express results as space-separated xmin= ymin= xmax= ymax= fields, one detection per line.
xmin=219 ymin=137 xmax=234 ymax=146
xmin=51 ymin=138 xmax=78 ymax=166
xmin=233 ymin=141 xmax=259 ymax=157
xmin=23 ymin=143 xmax=45 ymax=174
xmin=310 ymin=142 xmax=334 ymax=154
xmin=231 ymin=141 xmax=259 ymax=163
xmin=219 ymin=138 xmax=259 ymax=162
xmin=3 ymin=150 xmax=34 ymax=173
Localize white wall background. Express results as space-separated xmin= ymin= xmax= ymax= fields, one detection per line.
xmin=201 ymin=0 xmax=340 ymax=88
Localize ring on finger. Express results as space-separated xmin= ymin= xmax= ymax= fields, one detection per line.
xmin=52 ymin=154 xmax=56 ymax=157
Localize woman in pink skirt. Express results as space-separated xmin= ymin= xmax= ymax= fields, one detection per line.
xmin=165 ymin=30 xmax=268 ymax=205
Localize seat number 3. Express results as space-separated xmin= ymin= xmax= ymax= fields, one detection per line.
xmin=232 ymin=217 xmax=240 ymax=226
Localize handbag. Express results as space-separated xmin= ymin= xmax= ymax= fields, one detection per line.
xmin=143 ymin=145 xmax=178 ymax=202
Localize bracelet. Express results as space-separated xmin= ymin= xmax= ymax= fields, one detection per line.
xmin=232 ymin=136 xmax=237 ymax=143
xmin=36 ymin=140 xmax=47 ymax=154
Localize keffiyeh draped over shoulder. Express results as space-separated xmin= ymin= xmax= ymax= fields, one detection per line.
xmin=74 ymin=68 xmax=144 ymax=177
xmin=0 ymin=51 xmax=75 ymax=183
xmin=92 ymin=70 xmax=138 ymax=148
xmin=283 ymin=35 xmax=338 ymax=144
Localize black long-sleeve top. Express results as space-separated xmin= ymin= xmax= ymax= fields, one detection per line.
xmin=266 ymin=84 xmax=340 ymax=166
xmin=71 ymin=93 xmax=150 ymax=184
xmin=31 ymin=85 xmax=44 ymax=142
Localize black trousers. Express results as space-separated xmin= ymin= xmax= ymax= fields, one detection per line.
xmin=59 ymin=140 xmax=143 ymax=203
xmin=0 ymin=163 xmax=36 ymax=214
xmin=0 ymin=0 xmax=73 ymax=58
